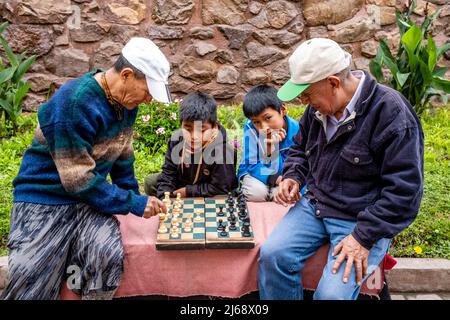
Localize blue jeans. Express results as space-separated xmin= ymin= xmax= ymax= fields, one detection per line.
xmin=258 ymin=197 xmax=390 ymax=300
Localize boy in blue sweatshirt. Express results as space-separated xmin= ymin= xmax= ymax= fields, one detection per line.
xmin=237 ymin=85 xmax=300 ymax=202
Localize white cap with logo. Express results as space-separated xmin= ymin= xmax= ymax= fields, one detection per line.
xmin=122 ymin=37 xmax=172 ymax=103
xmin=277 ymin=38 xmax=352 ymax=102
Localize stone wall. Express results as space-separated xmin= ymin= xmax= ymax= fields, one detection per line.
xmin=1 ymin=0 xmax=449 ymax=110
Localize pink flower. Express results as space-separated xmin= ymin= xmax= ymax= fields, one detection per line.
xmin=156 ymin=127 xmax=166 ymax=135
xmin=233 ymin=139 xmax=240 ymax=149
xmin=170 ymin=112 xmax=177 ymax=121
xmin=142 ymin=115 xmax=150 ymax=123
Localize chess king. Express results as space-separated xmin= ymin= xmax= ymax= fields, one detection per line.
xmin=2 ymin=38 xmax=170 ymax=300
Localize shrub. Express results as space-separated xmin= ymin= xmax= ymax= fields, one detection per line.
xmin=369 ymin=0 xmax=450 ymax=115
xmin=0 ymin=22 xmax=36 ymax=136
xmin=134 ymin=100 xmax=180 ymax=157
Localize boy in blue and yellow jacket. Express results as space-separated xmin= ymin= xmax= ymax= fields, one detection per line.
xmin=237 ymin=85 xmax=300 ymax=201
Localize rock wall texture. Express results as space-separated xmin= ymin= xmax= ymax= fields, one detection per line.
xmin=1 ymin=0 xmax=449 ymax=110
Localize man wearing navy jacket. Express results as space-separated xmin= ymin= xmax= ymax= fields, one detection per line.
xmin=259 ymin=38 xmax=424 ymax=300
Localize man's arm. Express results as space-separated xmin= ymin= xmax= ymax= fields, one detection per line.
xmin=352 ymin=125 xmax=424 ymax=250
xmin=40 ymin=119 xmax=148 ymax=217
xmin=110 ymin=140 xmax=140 ymax=195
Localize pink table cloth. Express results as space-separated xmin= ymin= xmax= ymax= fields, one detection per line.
xmin=60 ymin=201 xmax=382 ymax=299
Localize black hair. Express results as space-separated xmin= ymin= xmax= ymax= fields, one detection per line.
xmin=113 ymin=54 xmax=146 ymax=79
xmin=179 ymin=92 xmax=217 ymax=125
xmin=243 ymin=84 xmax=283 ymax=118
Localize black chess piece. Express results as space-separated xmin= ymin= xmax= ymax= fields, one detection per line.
xmin=242 ymin=222 xmax=251 ymax=237
xmin=239 ymin=207 xmax=247 ymax=219
xmin=218 ymin=206 xmax=225 ymax=217
xmin=228 ymin=210 xmax=236 ymax=222
xmin=227 ymin=206 xmax=235 ymax=214
xmin=220 ymin=226 xmax=228 ymax=237
xmin=217 ymin=219 xmax=225 ymax=231
xmin=229 ymin=220 xmax=237 ymax=231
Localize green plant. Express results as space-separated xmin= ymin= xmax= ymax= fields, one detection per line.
xmin=369 ymin=0 xmax=450 ymax=115
xmin=134 ymin=100 xmax=180 ymax=158
xmin=0 ymin=21 xmax=36 ymax=136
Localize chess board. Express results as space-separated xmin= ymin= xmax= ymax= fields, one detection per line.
xmin=156 ymin=195 xmax=255 ymax=250
xmin=204 ymin=196 xmax=255 ymax=249
xmin=156 ymin=198 xmax=206 ymax=250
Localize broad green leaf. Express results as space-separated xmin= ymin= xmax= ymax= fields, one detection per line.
xmin=402 ymin=24 xmax=422 ymax=54
xmin=0 ymin=67 xmax=16 ymax=85
xmin=396 ymin=72 xmax=410 ymax=88
xmin=13 ymin=82 xmax=31 ymax=108
xmin=431 ymin=77 xmax=450 ymax=93
xmin=433 ymin=67 xmax=448 ymax=78
xmin=419 ymin=61 xmax=432 ymax=87
xmin=0 ymin=98 xmax=13 ymax=115
xmin=379 ymin=38 xmax=395 ymax=63
xmin=12 ymin=55 xmax=36 ymax=83
xmin=0 ymin=36 xmax=18 ymax=66
xmin=369 ymin=61 xmax=384 ymax=82
xmin=0 ymin=21 xmax=9 ymax=34
xmin=427 ymin=35 xmax=437 ymax=72
xmin=404 ymin=44 xmax=419 ymax=71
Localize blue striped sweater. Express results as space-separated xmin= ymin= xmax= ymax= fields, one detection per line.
xmin=13 ymin=70 xmax=148 ymax=216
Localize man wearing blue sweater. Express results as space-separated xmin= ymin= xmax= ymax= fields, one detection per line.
xmin=2 ymin=38 xmax=171 ymax=300
xmin=237 ymin=85 xmax=300 ymax=202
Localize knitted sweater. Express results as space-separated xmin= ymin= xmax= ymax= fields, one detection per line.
xmin=13 ymin=70 xmax=148 ymax=216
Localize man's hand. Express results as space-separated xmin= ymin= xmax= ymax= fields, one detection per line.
xmin=173 ymin=187 xmax=187 ymax=198
xmin=143 ymin=196 xmax=167 ymax=219
xmin=273 ymin=178 xmax=300 ymax=206
xmin=332 ymin=234 xmax=370 ymax=286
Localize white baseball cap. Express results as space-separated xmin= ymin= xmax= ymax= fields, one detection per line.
xmin=278 ymin=38 xmax=352 ymax=102
xmin=122 ymin=37 xmax=172 ymax=103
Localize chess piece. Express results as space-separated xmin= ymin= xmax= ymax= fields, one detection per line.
xmin=228 ymin=211 xmax=236 ymax=222
xmin=158 ymin=223 xmax=168 ymax=234
xmin=176 ymin=192 xmax=182 ymax=200
xmin=218 ymin=206 xmax=225 ymax=217
xmin=242 ymin=222 xmax=251 ymax=237
xmin=171 ymin=228 xmax=180 ymax=238
xmin=171 ymin=216 xmax=179 ymax=225
xmin=229 ymin=220 xmax=237 ymax=231
xmin=194 ymin=209 xmax=203 ymax=222
xmin=183 ymin=220 xmax=192 ymax=232
xmin=220 ymin=226 xmax=228 ymax=237
xmin=217 ymin=219 xmax=225 ymax=231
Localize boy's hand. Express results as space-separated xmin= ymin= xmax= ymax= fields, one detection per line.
xmin=174 ymin=187 xmax=187 ymax=198
xmin=265 ymin=128 xmax=287 ymax=156
xmin=275 ymin=176 xmax=283 ymax=186
xmin=274 ymin=178 xmax=300 ymax=206
xmin=143 ymin=196 xmax=167 ymax=219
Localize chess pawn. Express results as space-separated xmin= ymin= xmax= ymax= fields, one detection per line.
xmin=171 ymin=216 xmax=179 ymax=225
xmin=158 ymin=212 xmax=166 ymax=222
xmin=194 ymin=209 xmax=203 ymax=222
xmin=183 ymin=220 xmax=192 ymax=232
xmin=158 ymin=223 xmax=168 ymax=234
xmin=171 ymin=227 xmax=180 ymax=238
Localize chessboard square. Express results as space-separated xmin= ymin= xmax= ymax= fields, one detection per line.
xmin=193 ymin=232 xmax=205 ymax=240
xmin=205 ymin=226 xmax=218 ymax=232
xmin=193 ymin=227 xmax=204 ymax=234
xmin=193 ymin=222 xmax=204 ymax=228
xmin=205 ymin=216 xmax=216 ymax=222
xmin=228 ymin=232 xmax=242 ymax=238
xmin=180 ymin=233 xmax=193 ymax=240
xmin=183 ymin=208 xmax=194 ymax=213
xmin=205 ymin=222 xmax=217 ymax=228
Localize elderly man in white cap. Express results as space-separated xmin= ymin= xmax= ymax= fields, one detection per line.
xmin=2 ymin=38 xmax=171 ymax=300
xmin=259 ymin=38 xmax=424 ymax=300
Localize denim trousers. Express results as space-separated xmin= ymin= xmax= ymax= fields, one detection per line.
xmin=258 ymin=197 xmax=390 ymax=300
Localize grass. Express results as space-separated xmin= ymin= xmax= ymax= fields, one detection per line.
xmin=0 ymin=106 xmax=448 ymax=258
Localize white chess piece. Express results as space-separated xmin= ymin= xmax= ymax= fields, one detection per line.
xmin=158 ymin=223 xmax=168 ymax=234
xmin=194 ymin=209 xmax=203 ymax=222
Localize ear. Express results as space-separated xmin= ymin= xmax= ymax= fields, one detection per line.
xmin=120 ymin=68 xmax=134 ymax=81
xmin=281 ymin=104 xmax=287 ymax=117
xmin=327 ymin=76 xmax=341 ymax=89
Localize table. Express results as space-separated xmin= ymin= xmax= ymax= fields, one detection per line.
xmin=60 ymin=202 xmax=383 ymax=299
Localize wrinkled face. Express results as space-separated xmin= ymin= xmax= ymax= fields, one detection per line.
xmin=249 ymin=106 xmax=286 ymax=136
xmin=299 ymin=78 xmax=338 ymax=116
xmin=119 ymin=69 xmax=152 ymax=109
xmin=182 ymin=120 xmax=215 ymax=152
